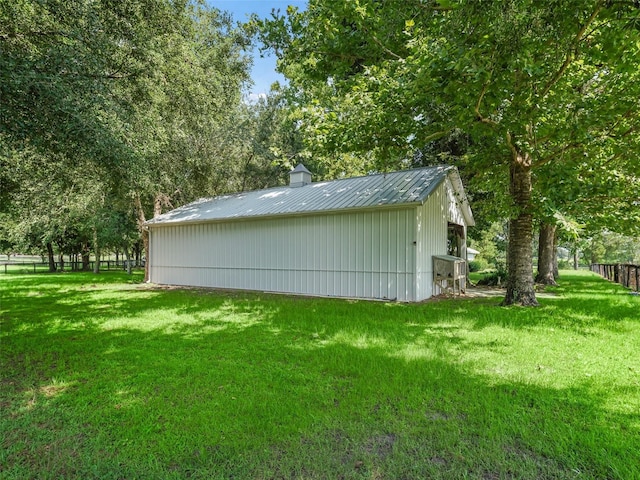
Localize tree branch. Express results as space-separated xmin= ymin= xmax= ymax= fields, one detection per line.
xmin=134 ymin=192 xmax=147 ymax=229
xmin=601 ymin=150 xmax=624 ymax=168
xmin=533 ymin=142 xmax=583 ymax=168
xmin=369 ymin=34 xmax=403 ymax=60
xmin=0 ymin=31 xmax=72 ymax=41
xmin=604 ymin=110 xmax=639 ymax=140
xmin=358 ymin=22 xmax=404 ymax=61
xmin=539 ymin=2 xmax=604 ymax=100
xmin=474 ymin=82 xmax=497 ymax=126
xmin=416 ymin=1 xmax=456 ymax=11
xmin=506 ymin=132 xmax=519 ymax=161
xmin=422 ymin=129 xmax=451 ymax=143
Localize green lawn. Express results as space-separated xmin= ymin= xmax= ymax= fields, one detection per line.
xmin=1 ymin=270 xmax=638 ymax=479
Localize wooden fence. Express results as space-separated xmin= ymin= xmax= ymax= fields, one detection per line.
xmin=1 ymin=260 xmax=142 ymax=274
xmin=591 ymin=263 xmax=639 ymax=292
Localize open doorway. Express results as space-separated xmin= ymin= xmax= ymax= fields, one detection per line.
xmin=447 ymin=223 xmax=465 ymax=258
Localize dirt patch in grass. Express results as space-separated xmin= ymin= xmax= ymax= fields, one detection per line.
xmin=364 ymin=433 xmax=397 ymax=459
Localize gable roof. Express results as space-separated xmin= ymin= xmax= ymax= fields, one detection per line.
xmin=146 ymin=165 xmax=474 ymax=226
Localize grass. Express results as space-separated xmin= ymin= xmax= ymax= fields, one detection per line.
xmin=1 ymin=270 xmax=638 ymax=479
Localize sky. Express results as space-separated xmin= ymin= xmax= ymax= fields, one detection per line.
xmin=209 ymin=1 xmax=308 ymax=101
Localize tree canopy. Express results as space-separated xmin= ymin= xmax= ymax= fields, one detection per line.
xmin=1 ymin=0 xmax=254 ymax=272
xmin=256 ymin=0 xmax=640 ymax=305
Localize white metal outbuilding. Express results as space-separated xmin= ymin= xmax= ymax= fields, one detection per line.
xmin=146 ymin=164 xmax=474 ymax=301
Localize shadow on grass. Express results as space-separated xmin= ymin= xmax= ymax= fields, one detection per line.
xmin=455 ymin=272 xmax=639 ymax=333
xmin=1 ymin=272 xmax=638 ymax=479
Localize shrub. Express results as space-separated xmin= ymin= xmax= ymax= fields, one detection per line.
xmin=558 ymin=260 xmax=572 ymax=270
xmin=476 ymin=263 xmax=508 ymax=286
xmin=468 ymin=259 xmax=489 ymax=272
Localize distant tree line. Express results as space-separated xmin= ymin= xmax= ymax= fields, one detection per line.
xmin=0 ymin=0 xmax=303 ymax=277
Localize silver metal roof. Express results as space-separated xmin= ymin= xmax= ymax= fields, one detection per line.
xmin=290 ymin=163 xmax=311 ymax=174
xmin=147 ymin=165 xmax=463 ymax=226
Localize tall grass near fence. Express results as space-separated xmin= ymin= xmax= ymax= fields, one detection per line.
xmin=1 ymin=270 xmax=638 ymax=479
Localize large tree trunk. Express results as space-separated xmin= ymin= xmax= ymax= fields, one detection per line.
xmin=141 ymin=229 xmax=149 ymax=281
xmin=535 ymin=223 xmax=557 ymax=285
xmin=552 ymin=234 xmax=559 ymax=279
xmin=135 ymin=192 xmax=171 ymax=282
xmin=134 ymin=242 xmax=141 ymax=267
xmin=503 ymin=149 xmax=538 ymax=306
xmin=134 ymin=193 xmax=150 ymax=282
xmin=92 ymin=227 xmax=100 ymax=274
xmin=82 ymin=243 xmax=90 ymax=271
xmin=58 ymin=251 xmax=65 ymax=272
xmin=46 ymin=242 xmax=57 ymax=272
xmin=124 ymin=245 xmax=132 ymax=275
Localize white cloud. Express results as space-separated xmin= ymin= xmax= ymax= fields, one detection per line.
xmin=244 ymin=92 xmax=268 ymax=104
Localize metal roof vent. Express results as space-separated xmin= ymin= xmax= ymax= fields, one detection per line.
xmin=289 ymin=163 xmax=312 ymax=187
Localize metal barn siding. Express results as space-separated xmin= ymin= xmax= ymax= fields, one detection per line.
xmin=149 ymin=207 xmax=418 ymax=301
xmin=415 ymin=181 xmax=448 ymax=300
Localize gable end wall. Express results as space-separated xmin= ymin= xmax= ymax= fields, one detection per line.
xmin=415 ymin=181 xmax=448 ymax=300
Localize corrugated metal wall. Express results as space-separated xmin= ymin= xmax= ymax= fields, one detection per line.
xmin=149 ymin=207 xmax=418 ymax=301
xmin=415 ymin=181 xmax=449 ymax=300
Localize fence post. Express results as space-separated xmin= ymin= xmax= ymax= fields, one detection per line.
xmin=625 ymin=265 xmax=631 ymax=289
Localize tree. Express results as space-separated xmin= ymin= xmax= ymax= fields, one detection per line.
xmin=0 ymin=0 xmax=144 ymax=170
xmin=536 ymin=223 xmax=558 ymax=285
xmin=256 ymin=0 xmax=640 ymax=305
xmin=118 ymin=3 xmax=251 ymax=281
xmin=4 ymin=143 xmax=118 ymax=271
xmin=190 ymin=89 xmax=302 ymax=195
xmin=581 ymin=231 xmax=640 ymax=265
xmin=1 ymin=1 xmax=252 ymax=279
xmin=534 ymin=136 xmax=640 ymax=282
